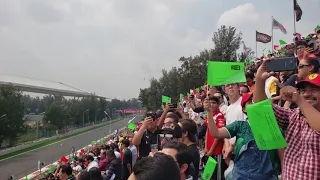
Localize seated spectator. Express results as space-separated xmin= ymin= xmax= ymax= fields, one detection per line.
xmin=98 ymin=150 xmax=108 ymax=172
xmin=76 ymin=170 xmax=90 ymax=180
xmin=105 ymin=150 xmax=122 ymax=180
xmin=84 ymin=154 xmax=98 ymax=171
xmin=88 ymin=167 xmax=103 ymax=180
xmin=59 ymin=164 xmax=76 ymax=180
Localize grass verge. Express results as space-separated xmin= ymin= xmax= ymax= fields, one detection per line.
xmin=0 ymin=118 xmax=126 ymax=161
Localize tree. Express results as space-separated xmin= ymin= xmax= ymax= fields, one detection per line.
xmin=238 ymin=48 xmax=255 ymax=63
xmin=212 ymin=25 xmax=242 ymax=61
xmin=0 ymin=84 xmax=25 ymax=146
xmin=139 ymin=25 xmax=243 ymax=110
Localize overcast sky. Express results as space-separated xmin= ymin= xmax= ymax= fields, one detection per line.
xmin=0 ymin=0 xmax=318 ymax=99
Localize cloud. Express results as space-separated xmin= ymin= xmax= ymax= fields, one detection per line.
xmin=217 ymin=3 xmax=260 ymax=28
xmin=0 ymin=0 xmax=318 ymax=99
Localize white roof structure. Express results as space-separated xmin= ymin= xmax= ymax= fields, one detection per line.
xmin=0 ymin=74 xmax=106 ymax=98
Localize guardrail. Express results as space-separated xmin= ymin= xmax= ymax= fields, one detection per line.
xmin=18 ymin=116 xmax=137 ymax=180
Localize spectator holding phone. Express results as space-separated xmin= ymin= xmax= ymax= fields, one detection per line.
xmin=132 ymin=112 xmax=160 ymax=158
xmin=254 ymin=58 xmax=320 ymax=180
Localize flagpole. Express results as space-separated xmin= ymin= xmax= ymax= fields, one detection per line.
xmin=271 ymin=16 xmax=274 ymax=53
xmin=255 ymin=40 xmax=257 ymax=58
xmin=293 ymin=0 xmax=296 ymax=34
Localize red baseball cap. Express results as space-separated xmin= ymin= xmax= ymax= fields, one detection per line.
xmin=241 ymin=93 xmax=253 ymax=107
xmin=296 ymin=73 xmax=320 ymax=89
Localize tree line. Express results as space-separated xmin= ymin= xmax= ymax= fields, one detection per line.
xmin=0 ymin=85 xmax=141 ymax=147
xmin=138 ymin=25 xmax=254 ymax=110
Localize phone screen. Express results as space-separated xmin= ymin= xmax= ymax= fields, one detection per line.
xmin=266 ymin=57 xmax=298 ymax=72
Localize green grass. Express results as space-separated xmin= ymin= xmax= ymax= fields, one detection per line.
xmin=0 ymin=118 xmax=125 ymax=160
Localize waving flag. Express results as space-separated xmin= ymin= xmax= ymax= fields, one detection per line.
xmin=243 ymin=42 xmax=251 ymax=53
xmin=294 ymin=0 xmax=302 ymax=22
xmin=256 ymin=31 xmax=272 ymax=43
xmin=272 ymin=17 xmax=287 ymax=34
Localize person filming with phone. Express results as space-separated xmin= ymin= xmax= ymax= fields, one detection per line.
xmin=132 ymin=112 xmax=160 ymax=159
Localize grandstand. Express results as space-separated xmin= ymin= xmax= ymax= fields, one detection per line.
xmin=0 ymin=74 xmax=108 ymax=98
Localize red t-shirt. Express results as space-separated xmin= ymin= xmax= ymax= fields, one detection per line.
xmin=205 ymin=110 xmax=226 ymax=155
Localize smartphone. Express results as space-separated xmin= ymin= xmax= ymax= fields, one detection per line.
xmin=171 ymin=103 xmax=178 ymax=109
xmin=266 ymin=57 xmax=298 ymax=72
xmin=146 ymin=112 xmax=156 ymax=121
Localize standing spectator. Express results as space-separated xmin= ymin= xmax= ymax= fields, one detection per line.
xmin=254 ymin=59 xmax=320 ymax=180
xmin=204 ymin=96 xmax=227 ymax=180
xmin=128 ymin=153 xmax=181 ymax=180
xmin=214 ymin=92 xmax=228 ymax=116
xmin=128 ymin=137 xmax=138 ymax=166
xmin=121 ymin=139 xmax=132 ymax=180
xmin=132 ymin=114 xmax=160 ymax=158
xmin=162 ymin=141 xmax=193 ymax=180
xmin=179 ymin=119 xmax=200 ymax=180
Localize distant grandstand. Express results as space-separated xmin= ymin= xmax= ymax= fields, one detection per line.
xmin=0 ymin=74 xmax=108 ymax=98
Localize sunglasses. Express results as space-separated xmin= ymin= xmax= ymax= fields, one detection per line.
xmin=298 ymin=64 xmax=311 ymax=69
xmin=159 ymin=134 xmax=173 ymax=138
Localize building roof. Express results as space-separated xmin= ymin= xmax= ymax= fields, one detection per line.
xmin=0 ymin=74 xmax=107 ymax=98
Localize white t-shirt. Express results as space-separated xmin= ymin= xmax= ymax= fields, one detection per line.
xmin=129 ymin=145 xmax=137 ymax=165
xmin=219 ymin=103 xmax=228 ymax=116
xmin=225 ymin=97 xmax=246 ymax=125
xmin=87 ymin=161 xmax=99 ymax=171
xmin=265 ymin=76 xmax=278 ymax=98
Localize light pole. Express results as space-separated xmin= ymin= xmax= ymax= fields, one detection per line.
xmin=83 ymin=109 xmax=89 ymax=127
xmin=104 ymin=111 xmax=111 ymax=134
xmin=95 ymin=109 xmax=100 ymax=124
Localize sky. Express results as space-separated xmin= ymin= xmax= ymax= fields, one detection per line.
xmin=0 ymin=0 xmax=319 ymax=99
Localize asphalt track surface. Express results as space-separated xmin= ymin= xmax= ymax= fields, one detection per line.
xmin=0 ymin=117 xmax=137 ymax=179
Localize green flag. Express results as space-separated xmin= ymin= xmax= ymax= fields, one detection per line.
xmin=187 ymin=92 xmax=190 ymax=96
xmin=92 ymin=141 xmax=97 ymax=145
xmin=262 ymin=48 xmax=266 ymax=54
xmin=202 ymin=156 xmax=217 ymax=180
xmin=196 ymin=88 xmax=200 ymax=93
xmin=207 ymin=61 xmax=246 ymax=86
xmin=24 ymin=176 xmax=28 ymax=180
xmin=161 ymin=96 xmax=171 ymax=103
xmin=317 ymin=25 xmax=320 ymax=29
xmin=180 ymin=94 xmax=184 ymax=99
xmin=279 ymin=40 xmax=287 ymax=45
xmin=247 ymin=99 xmax=288 ymax=150
xmin=127 ymin=123 xmax=136 ymax=130
xmin=281 ymin=51 xmax=286 ymax=56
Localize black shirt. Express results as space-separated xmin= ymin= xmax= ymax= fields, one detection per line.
xmin=186 ymin=144 xmax=200 ymax=180
xmin=139 ymin=129 xmax=160 ymax=158
xmin=122 ymin=149 xmax=132 ymax=180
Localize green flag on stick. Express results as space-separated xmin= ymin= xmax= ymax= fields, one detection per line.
xmin=127 ymin=123 xmax=136 ymax=130
xmin=207 ymin=61 xmax=246 ymax=86
xmin=162 ymin=96 xmax=171 ymax=103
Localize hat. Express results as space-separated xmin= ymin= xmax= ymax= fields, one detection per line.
xmin=296 ymin=73 xmax=320 ymax=88
xmin=241 ymin=93 xmax=253 ymax=107
xmin=119 ymin=137 xmax=124 ymax=142
xmin=160 ymin=122 xmax=182 ymax=138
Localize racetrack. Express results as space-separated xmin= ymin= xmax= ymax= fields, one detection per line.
xmin=0 ymin=116 xmax=140 ymax=179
